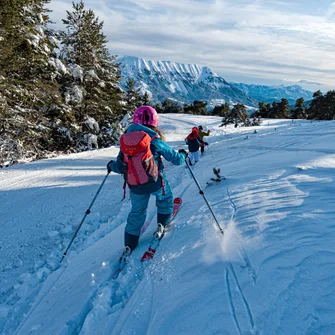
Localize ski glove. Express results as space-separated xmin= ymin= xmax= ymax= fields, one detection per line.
xmin=178 ymin=149 xmax=188 ymax=157
xmin=204 ymin=142 xmax=209 ymax=146
xmin=107 ymin=160 xmax=114 ymax=174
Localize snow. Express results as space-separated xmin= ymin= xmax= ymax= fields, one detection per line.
xmin=48 ymin=36 xmax=58 ymax=45
xmin=65 ymin=85 xmax=83 ymax=104
xmin=118 ymin=56 xmax=204 ymax=83
xmin=83 ymin=134 xmax=98 ymax=150
xmin=69 ymin=64 xmax=84 ymax=82
xmin=58 ymin=127 xmax=72 ymax=140
xmin=49 ymin=58 xmax=67 ymax=74
xmin=87 ymin=69 xmax=98 ymax=79
xmin=83 ymin=117 xmax=99 ymax=134
xmin=1 ymin=116 xmax=335 ymax=334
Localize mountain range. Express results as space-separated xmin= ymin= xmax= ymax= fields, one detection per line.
xmin=231 ymin=83 xmax=314 ymax=105
xmin=118 ymin=56 xmax=314 ymax=108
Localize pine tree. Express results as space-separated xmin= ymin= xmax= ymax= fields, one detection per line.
xmin=255 ymin=101 xmax=270 ymax=118
xmin=60 ymin=0 xmax=122 ymax=121
xmin=323 ymin=91 xmax=335 ymax=120
xmin=222 ymin=101 xmax=230 ymax=117
xmin=292 ymin=97 xmax=306 ymax=119
xmin=153 ymin=103 xmax=164 ymax=114
xmin=142 ymin=91 xmax=151 ymax=105
xmin=124 ymin=78 xmax=141 ymax=112
xmin=59 ymin=0 xmax=123 ymax=150
xmin=0 ymin=0 xmax=60 ymax=108
xmin=308 ymin=90 xmax=335 ymax=120
xmin=213 ymin=102 xmax=230 ymax=117
xmin=268 ymin=101 xmax=278 ymax=118
xmin=307 ymin=91 xmax=323 ymax=119
xmin=194 ymin=100 xmax=208 ymax=115
xmin=161 ymin=99 xmax=182 ymax=113
xmin=277 ymin=98 xmax=290 ymax=118
xmin=0 ymin=0 xmax=65 ymax=163
xmin=231 ymin=103 xmax=248 ymax=126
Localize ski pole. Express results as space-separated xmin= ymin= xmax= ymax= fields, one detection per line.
xmin=206 ymin=143 xmax=214 ymax=159
xmin=185 ymin=160 xmax=224 ymax=235
xmin=61 ymin=172 xmax=110 ymax=262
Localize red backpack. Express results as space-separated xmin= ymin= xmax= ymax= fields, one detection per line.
xmin=120 ymin=131 xmax=162 ymax=198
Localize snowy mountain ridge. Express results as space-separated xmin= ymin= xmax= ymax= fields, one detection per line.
xmin=118 ymin=55 xmax=257 ymax=107
xmin=231 ymin=82 xmax=314 ymax=104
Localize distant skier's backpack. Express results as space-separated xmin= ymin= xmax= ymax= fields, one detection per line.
xmin=120 ymin=131 xmax=160 ymax=197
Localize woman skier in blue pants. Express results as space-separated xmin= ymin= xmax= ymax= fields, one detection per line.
xmin=107 ymin=106 xmax=187 ymax=257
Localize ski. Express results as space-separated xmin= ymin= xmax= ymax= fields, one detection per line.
xmin=206 ymin=177 xmax=226 ymax=187
xmin=111 ymin=246 xmax=132 ymax=279
xmin=141 ymin=197 xmax=182 ymax=262
xmin=111 ymin=197 xmax=182 ymax=279
xmin=206 ymin=167 xmax=225 ymax=187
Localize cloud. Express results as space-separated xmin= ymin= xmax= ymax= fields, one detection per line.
xmin=283 ymin=78 xmax=323 ymax=86
xmin=327 ymin=2 xmax=335 ymax=18
xmin=48 ymin=0 xmax=335 ymax=90
xmin=298 ymin=80 xmax=322 ymax=86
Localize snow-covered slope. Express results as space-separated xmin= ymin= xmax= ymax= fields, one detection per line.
xmin=1 ymin=116 xmax=335 ymax=334
xmin=231 ymin=82 xmax=314 ymax=104
xmin=118 ymin=56 xmax=257 ymax=107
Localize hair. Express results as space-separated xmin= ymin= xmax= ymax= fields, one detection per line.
xmin=146 ymin=125 xmax=166 ymax=142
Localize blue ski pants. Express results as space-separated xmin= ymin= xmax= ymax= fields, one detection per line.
xmin=188 ymin=151 xmax=199 ymax=164
xmin=126 ymin=178 xmax=174 ymax=236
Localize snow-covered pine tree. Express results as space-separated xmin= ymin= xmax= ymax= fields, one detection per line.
xmin=124 ymin=78 xmax=142 ymax=113
xmin=59 ymin=0 xmax=123 ymax=150
xmin=142 ymin=91 xmax=152 ymax=106
xmin=0 ymin=0 xmax=65 ymax=163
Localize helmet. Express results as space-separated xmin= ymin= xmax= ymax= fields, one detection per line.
xmin=133 ymin=106 xmax=159 ymax=127
xmin=198 ymin=125 xmax=203 ymax=130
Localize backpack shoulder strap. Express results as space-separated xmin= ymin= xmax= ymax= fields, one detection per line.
xmin=151 ymin=135 xmax=159 ymax=141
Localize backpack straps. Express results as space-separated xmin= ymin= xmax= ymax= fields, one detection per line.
xmin=122 ymin=180 xmax=127 ymax=201
xmin=121 ymin=134 xmax=164 ymax=200
xmin=151 ymin=136 xmax=166 ymax=195
xmin=160 ymin=170 xmax=165 ymax=195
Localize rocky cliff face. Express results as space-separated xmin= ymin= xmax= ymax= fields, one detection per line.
xmin=118 ymin=56 xmax=257 ymax=107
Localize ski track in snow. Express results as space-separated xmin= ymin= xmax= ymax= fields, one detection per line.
xmin=76 ymin=167 xmax=193 ymax=334
xmin=222 ymin=186 xmax=257 ymax=334
xmin=1 ymin=116 xmax=335 ymax=334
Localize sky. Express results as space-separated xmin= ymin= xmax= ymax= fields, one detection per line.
xmin=49 ymin=0 xmax=335 ymax=92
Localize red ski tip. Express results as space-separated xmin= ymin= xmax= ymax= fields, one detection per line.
xmin=141 ymin=251 xmax=154 ymax=262
xmin=174 ymin=197 xmax=182 ymax=204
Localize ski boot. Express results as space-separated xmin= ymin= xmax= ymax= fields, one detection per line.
xmin=155 ymin=223 xmax=166 ymax=240
xmin=119 ymin=246 xmax=132 ymax=268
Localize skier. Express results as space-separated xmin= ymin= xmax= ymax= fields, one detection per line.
xmin=185 ymin=126 xmax=207 ymax=166
xmin=107 ymin=106 xmax=187 ymax=258
xmin=198 ymin=125 xmax=210 ymax=155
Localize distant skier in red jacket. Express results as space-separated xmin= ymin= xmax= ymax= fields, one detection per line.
xmin=185 ymin=127 xmax=207 ymax=165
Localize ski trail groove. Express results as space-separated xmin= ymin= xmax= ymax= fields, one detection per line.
xmin=226 ymin=187 xmax=257 ymax=283
xmin=225 ymin=269 xmax=242 ymax=335
xmin=225 ymin=186 xmax=257 ymax=333
xmin=229 ymin=263 xmax=256 ymax=331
